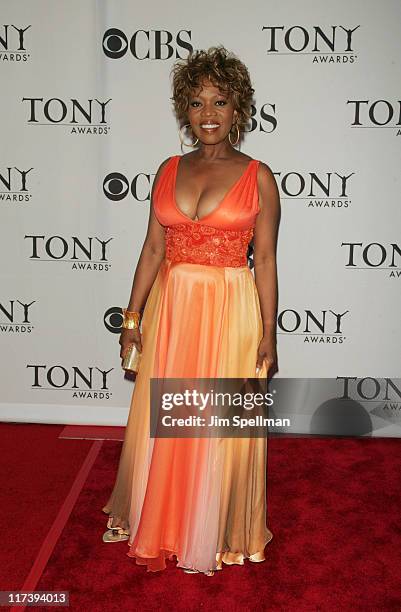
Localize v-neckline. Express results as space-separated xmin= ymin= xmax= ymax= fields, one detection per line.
xmin=172 ymin=155 xmax=254 ymax=223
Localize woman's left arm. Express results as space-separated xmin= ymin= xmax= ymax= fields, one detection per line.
xmin=253 ymin=161 xmax=281 ymax=376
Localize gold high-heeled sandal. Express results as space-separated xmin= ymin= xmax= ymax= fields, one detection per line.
xmin=183 ymin=568 xmax=215 ymax=576
xmin=102 ymin=516 xmax=129 ymax=542
xmin=102 ymin=528 xmax=130 ymax=542
xmin=102 ymin=517 xmax=130 ymax=542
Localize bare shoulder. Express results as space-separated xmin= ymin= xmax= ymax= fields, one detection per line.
xmin=235 ymin=152 xmax=253 ymax=163
xmin=152 ymin=155 xmax=175 ymax=191
xmin=256 ymin=160 xmax=276 ymax=187
xmin=256 ymin=160 xmax=281 ymax=217
xmin=156 ymin=155 xmax=175 ymax=173
xmin=232 ymin=152 xmax=253 ymax=168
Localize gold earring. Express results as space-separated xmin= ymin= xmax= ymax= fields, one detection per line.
xmin=229 ymin=123 xmax=240 ymax=146
xmin=179 ymin=124 xmax=199 ymax=147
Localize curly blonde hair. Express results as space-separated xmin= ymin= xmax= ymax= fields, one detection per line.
xmin=170 ymin=45 xmax=255 ymax=132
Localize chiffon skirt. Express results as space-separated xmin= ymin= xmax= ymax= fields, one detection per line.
xmin=102 ymin=257 xmax=273 ymax=573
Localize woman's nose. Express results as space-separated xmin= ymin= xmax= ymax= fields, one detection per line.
xmin=202 ymin=106 xmax=216 ymax=117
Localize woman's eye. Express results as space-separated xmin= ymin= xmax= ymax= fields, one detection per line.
xmin=216 ymin=100 xmax=227 ymax=106
xmin=190 ymin=101 xmax=201 ymax=107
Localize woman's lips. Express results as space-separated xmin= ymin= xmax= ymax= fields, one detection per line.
xmin=199 ymin=123 xmax=220 ymax=133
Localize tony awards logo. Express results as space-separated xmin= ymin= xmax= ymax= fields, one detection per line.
xmin=347 ymin=99 xmax=401 ymax=135
xmin=27 ymin=364 xmax=114 ymax=400
xmin=278 ymin=308 xmax=349 ymax=343
xmin=274 ymin=170 xmax=354 ymax=209
xmin=341 ymin=242 xmax=401 ymax=278
xmin=21 ymin=97 xmax=112 ymax=134
xmin=0 ymin=166 xmax=34 ymax=204
xmin=0 ymin=24 xmax=31 ymax=62
xmin=24 ymin=235 xmax=113 ymax=271
xmin=0 ymin=300 xmax=36 ymax=333
xmin=262 ymin=25 xmax=359 ymax=63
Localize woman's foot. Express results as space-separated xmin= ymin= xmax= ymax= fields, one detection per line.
xmin=183 ymin=568 xmax=214 ymax=576
xmin=102 ymin=528 xmax=129 ymax=542
xmin=103 ymin=516 xmax=130 ymax=542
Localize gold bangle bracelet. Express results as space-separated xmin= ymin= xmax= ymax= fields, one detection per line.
xmin=122 ymin=308 xmax=141 ymax=330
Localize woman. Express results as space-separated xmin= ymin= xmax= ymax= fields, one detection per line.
xmin=102 ymin=45 xmax=280 ymax=576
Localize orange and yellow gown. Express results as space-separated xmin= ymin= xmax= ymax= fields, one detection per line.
xmin=102 ymin=155 xmax=273 ymax=573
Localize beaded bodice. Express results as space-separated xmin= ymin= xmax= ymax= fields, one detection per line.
xmin=165 ymin=223 xmax=254 ymax=267
xmin=153 ymin=155 xmax=260 ymax=268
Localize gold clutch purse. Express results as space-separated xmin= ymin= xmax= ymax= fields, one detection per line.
xmin=122 ymin=344 xmax=142 ymax=373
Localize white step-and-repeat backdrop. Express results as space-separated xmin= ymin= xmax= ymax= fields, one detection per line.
xmin=1 ymin=1 xmax=400 ymax=434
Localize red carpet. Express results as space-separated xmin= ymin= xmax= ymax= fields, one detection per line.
xmin=0 ymin=423 xmax=93 ymax=592
xmin=2 ymin=423 xmax=401 ymax=611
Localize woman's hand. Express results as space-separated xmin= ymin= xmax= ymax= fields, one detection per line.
xmin=119 ymin=327 xmax=142 ymax=360
xmin=256 ymin=334 xmax=278 ymax=378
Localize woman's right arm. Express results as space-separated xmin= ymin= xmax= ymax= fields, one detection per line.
xmin=119 ymin=157 xmax=171 ymax=357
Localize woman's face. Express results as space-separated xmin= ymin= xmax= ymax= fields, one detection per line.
xmin=186 ymin=78 xmax=238 ymax=145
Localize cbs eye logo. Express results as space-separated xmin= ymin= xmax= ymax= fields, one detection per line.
xmin=103 ymin=172 xmax=153 ymax=202
xmin=104 ymin=307 xmax=124 ymax=333
xmin=102 ymin=28 xmax=192 ymax=60
xmin=103 ymin=173 xmax=130 ymax=201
